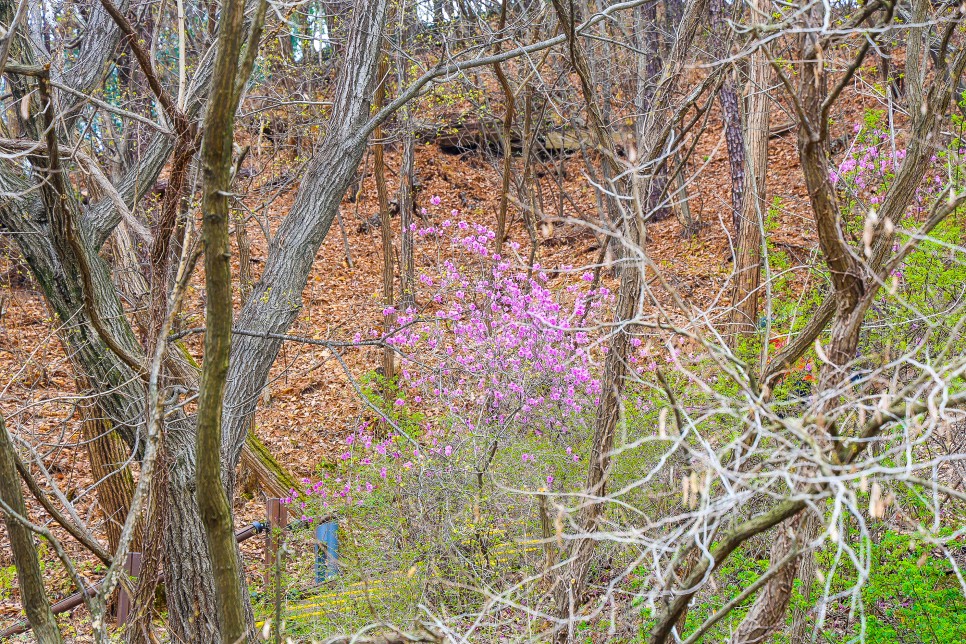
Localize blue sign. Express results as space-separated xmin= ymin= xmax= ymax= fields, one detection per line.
xmin=315 ymin=521 xmax=339 ymax=583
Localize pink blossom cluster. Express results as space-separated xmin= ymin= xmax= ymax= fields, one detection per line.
xmin=828 ymin=123 xmax=942 ymax=209
xmin=383 ymin=222 xmax=614 ymax=435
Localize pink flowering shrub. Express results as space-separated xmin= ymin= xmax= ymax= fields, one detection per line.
xmin=287 ymin=215 xmax=707 ymax=520
xmin=823 ymin=109 xmax=966 ymax=354
xmin=280 ymin=212 xmax=714 ymax=633
xmin=389 ymin=222 xmax=610 ymax=436
xmin=829 ymin=109 xmax=950 ymax=222
xmin=287 ymin=219 xmax=620 ymax=526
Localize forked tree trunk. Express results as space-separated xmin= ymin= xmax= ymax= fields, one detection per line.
xmin=0 ymin=414 xmax=63 ymax=644
xmin=0 ymin=2 xmax=284 ymax=640
xmin=734 ymin=2 xmax=960 ymax=642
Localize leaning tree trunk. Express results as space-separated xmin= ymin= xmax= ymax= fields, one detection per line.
xmin=220 ymin=0 xmax=390 ymax=477
xmin=0 ymin=414 xmax=63 ymax=644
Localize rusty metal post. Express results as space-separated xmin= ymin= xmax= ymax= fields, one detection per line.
xmin=116 ymin=551 xmax=142 ymax=625
xmin=264 ymin=498 xmax=287 ymax=586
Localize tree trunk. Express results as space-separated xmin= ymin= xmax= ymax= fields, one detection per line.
xmin=493 ymin=0 xmax=515 ymax=255
xmin=552 ymin=223 xmax=643 ymax=642
xmin=710 ymin=0 xmax=745 ymax=230
xmin=398 ymin=130 xmax=416 ymax=310
xmin=549 ymin=2 xmax=709 ymax=638
xmin=373 ymin=52 xmax=396 ymax=384
xmin=786 ymin=513 xmax=819 ymax=642
xmin=166 ymin=423 xmax=221 ymax=640
xmin=78 ymin=395 xmax=137 ymax=553
xmin=196 ymin=0 xmax=265 ymax=639
xmin=220 ymin=0 xmax=389 ymax=473
xmin=0 ymin=414 xmax=63 ymax=644
xmin=730 ymin=512 xmax=806 ymax=644
xmin=396 ymin=20 xmax=417 ymax=312
xmin=727 ymin=5 xmax=771 ymax=343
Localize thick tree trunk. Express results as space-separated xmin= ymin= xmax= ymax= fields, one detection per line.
xmin=79 ymin=395 xmax=137 ymax=552
xmin=730 ymin=513 xmax=805 ymax=644
xmin=166 ymin=423 xmax=221 ymax=640
xmin=0 ymin=414 xmax=63 ymax=644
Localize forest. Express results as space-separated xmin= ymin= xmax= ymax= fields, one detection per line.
xmin=0 ymin=0 xmax=965 ymax=642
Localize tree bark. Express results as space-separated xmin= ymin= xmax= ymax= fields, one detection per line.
xmin=196 ymin=0 xmax=266 ymax=639
xmin=735 ymin=4 xmax=965 ymax=642
xmin=493 ymin=0 xmax=515 ymax=255
xmin=396 ymin=18 xmax=417 ymax=312
xmin=727 ymin=0 xmax=771 ymax=343
xmin=220 ymin=0 xmax=389 ymax=472
xmin=373 ymin=51 xmax=396 ymax=384
xmin=549 ymin=2 xmax=709 ymax=638
xmin=710 ymin=0 xmax=745 ymax=231
xmin=552 ymin=223 xmax=643 ymax=642
xmin=78 ymin=394 xmax=137 ymax=553
xmin=0 ymin=414 xmax=63 ymax=644
xmin=729 ymin=513 xmax=805 ymax=644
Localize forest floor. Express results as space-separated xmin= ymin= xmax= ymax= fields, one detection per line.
xmin=0 ymin=75 xmax=880 ymax=637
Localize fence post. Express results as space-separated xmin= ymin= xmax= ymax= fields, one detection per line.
xmin=116 ymin=551 xmax=142 ymax=625
xmin=264 ymin=497 xmax=287 ymax=587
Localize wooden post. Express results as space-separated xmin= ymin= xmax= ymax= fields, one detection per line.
xmin=116 ymin=551 xmax=142 ymax=626
xmin=263 ymin=498 xmax=287 ymax=586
